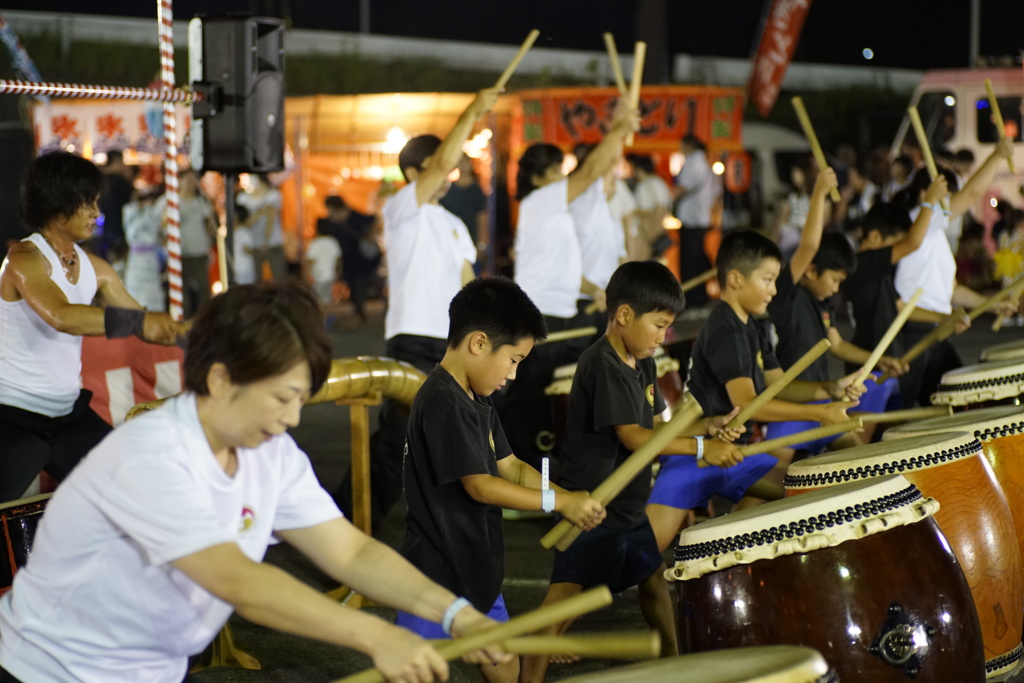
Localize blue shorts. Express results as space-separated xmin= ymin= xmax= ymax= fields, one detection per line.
xmin=551 ymin=517 xmax=663 ymax=593
xmin=395 ymin=594 xmax=509 ymax=639
xmin=647 ymin=452 xmax=777 ymax=510
xmin=764 ymin=378 xmax=899 ymax=452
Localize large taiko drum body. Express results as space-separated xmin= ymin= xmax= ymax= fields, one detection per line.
xmin=883 ymin=406 xmax=1024 ymax=572
xmin=0 ymin=493 xmax=51 ymax=596
xmin=670 ymin=476 xmax=984 ymax=681
xmin=785 ymin=433 xmax=1024 ymax=680
xmin=558 ymin=645 xmax=835 ymax=682
xmin=930 ymin=358 xmax=1024 ymax=409
xmin=981 ymin=340 xmax=1024 ymax=363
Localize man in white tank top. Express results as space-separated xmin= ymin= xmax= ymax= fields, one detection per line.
xmin=0 ymin=152 xmax=186 ymax=502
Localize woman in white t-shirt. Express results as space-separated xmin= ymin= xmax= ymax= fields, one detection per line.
xmin=501 ymin=101 xmax=638 ymax=468
xmin=893 ymin=136 xmax=1017 ymax=406
xmin=0 ymin=283 xmax=507 ymax=683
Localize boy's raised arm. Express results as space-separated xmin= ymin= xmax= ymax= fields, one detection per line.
xmin=415 ymin=87 xmax=500 ymax=206
xmin=892 ymin=175 xmax=946 ymax=262
xmin=789 ymin=167 xmax=837 ymax=283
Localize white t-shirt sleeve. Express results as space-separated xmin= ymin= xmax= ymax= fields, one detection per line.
xmin=382 ymin=182 xmax=420 ymax=236
xmin=96 ymin=456 xmax=237 ymax=566
xmin=271 ymin=439 xmax=343 ymax=531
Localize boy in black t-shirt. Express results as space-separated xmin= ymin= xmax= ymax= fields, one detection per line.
xmin=684 ymin=231 xmax=864 ymax=509
xmin=397 ymin=277 xmax=604 ymax=683
xmin=520 ymin=261 xmax=745 ymax=683
xmin=766 ymin=233 xmax=903 ymax=451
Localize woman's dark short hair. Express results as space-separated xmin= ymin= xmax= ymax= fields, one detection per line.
xmin=447 ymin=277 xmax=547 ymax=350
xmin=398 ymin=135 xmax=442 ymax=182
xmin=184 ymin=283 xmax=333 ymax=396
xmin=20 ymin=152 xmax=105 ymax=230
xmin=516 ymin=143 xmax=564 ymax=200
xmin=606 ymin=261 xmax=684 ymax=321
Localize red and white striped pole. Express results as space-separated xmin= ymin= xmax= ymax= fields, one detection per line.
xmin=0 ymin=79 xmax=199 ymax=101
xmin=158 ymin=0 xmax=183 ymax=321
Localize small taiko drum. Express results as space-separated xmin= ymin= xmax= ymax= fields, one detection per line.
xmin=558 ymin=645 xmax=835 ymax=682
xmin=930 ymin=358 xmax=1024 ymax=408
xmin=1 ymin=493 xmax=51 ymax=596
xmin=981 ymin=339 xmax=1024 ymax=363
xmin=670 ymin=476 xmax=984 ymax=681
xmin=785 ymin=433 xmax=1023 ymax=680
xmin=883 ymin=406 xmax=1024 ymax=572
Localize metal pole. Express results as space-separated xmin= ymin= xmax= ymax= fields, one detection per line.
xmin=969 ymin=0 xmax=981 ymax=67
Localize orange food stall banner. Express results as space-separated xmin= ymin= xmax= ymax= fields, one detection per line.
xmin=511 ymin=86 xmax=744 ymax=154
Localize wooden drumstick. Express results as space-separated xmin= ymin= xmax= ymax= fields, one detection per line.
xmin=907 ymin=106 xmax=950 ymax=212
xmin=541 ymin=396 xmax=704 ymax=551
xmin=985 ymin=78 xmax=1016 ymax=173
xmin=877 ymin=306 xmax=966 ymax=384
xmin=603 ymin=33 xmax=628 ymax=96
xmin=855 ymin=406 xmax=952 ymax=424
xmin=540 ymin=326 xmax=599 ymax=345
xmin=983 ymin=276 xmax=1024 ymax=331
xmin=698 ymin=417 xmax=862 ymax=467
xmin=625 ymin=41 xmax=646 ymax=146
xmin=333 ymin=586 xmax=613 ymax=683
xmin=216 ymin=225 xmax=228 ymax=293
xmin=791 ymin=97 xmax=841 ymax=203
xmin=724 ymin=338 xmax=832 ymax=430
xmin=735 ymin=419 xmax=862 ymax=457
xmin=680 ymin=268 xmax=717 ymax=294
xmin=479 ymin=631 xmax=659 ymax=658
xmin=845 ymin=287 xmax=923 ymax=394
xmin=494 ymin=29 xmax=540 ymax=90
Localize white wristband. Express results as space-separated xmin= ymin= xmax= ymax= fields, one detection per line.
xmin=695 ymin=435 xmax=705 ymax=462
xmin=542 ymin=488 xmax=556 ymax=513
xmin=442 ymin=597 xmax=472 ymax=636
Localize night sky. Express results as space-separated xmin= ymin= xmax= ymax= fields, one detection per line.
xmin=2 ymin=0 xmax=1022 ymax=71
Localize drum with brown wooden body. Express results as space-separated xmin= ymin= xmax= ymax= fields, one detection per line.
xmin=883 ymin=406 xmax=1024 ymax=572
xmin=1 ymin=493 xmax=51 ymax=596
xmin=785 ymin=432 xmax=1023 ymax=680
xmin=558 ymin=645 xmax=836 ymax=682
xmin=930 ymin=358 xmax=1024 ymax=409
xmin=670 ymin=476 xmax=984 ymax=681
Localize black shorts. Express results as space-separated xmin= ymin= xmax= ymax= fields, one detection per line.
xmin=551 ymin=516 xmax=663 ymax=593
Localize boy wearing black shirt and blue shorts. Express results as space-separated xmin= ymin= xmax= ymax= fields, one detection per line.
xmin=646 ymin=232 xmax=865 ymax=553
xmin=397 ymin=277 xmax=604 ymax=683
xmin=520 ymin=261 xmax=744 ymax=683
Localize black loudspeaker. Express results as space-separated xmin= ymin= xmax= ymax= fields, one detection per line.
xmin=188 ymin=16 xmax=285 ymax=174
xmin=0 ymin=125 xmax=34 ymax=263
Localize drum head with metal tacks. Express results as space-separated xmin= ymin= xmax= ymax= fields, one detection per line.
xmin=784 ymin=431 xmax=981 ymax=491
xmin=981 ymin=339 xmax=1024 ymax=363
xmin=557 ymin=645 xmax=833 ymax=683
xmin=931 ymin=358 xmax=1024 ymax=406
xmin=882 ymin=405 xmax=1024 ymax=442
xmin=669 ymin=475 xmax=935 ymax=581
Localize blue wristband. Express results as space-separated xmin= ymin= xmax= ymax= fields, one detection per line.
xmin=695 ymin=435 xmax=705 ymax=462
xmin=442 ymin=597 xmax=471 ymax=636
xmin=921 ymin=201 xmax=951 ymax=216
xmin=541 ymin=488 xmax=556 ymax=513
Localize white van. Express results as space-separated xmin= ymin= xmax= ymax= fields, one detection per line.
xmin=891 ymin=68 xmax=1024 ymax=211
